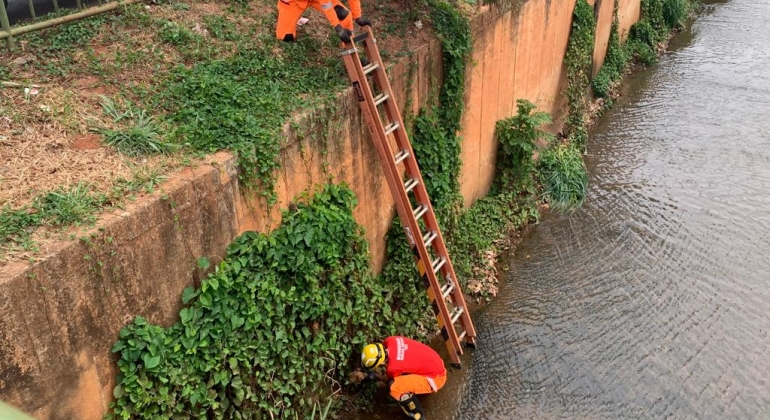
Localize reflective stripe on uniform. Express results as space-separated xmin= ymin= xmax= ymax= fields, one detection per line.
xmin=426 ymin=377 xmax=438 ymax=392
xmin=320 ymin=2 xmax=332 ymax=9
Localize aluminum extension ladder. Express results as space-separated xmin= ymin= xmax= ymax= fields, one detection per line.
xmin=339 ymin=26 xmax=476 ymax=367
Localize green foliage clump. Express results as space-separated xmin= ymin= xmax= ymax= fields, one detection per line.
xmin=626 ymin=0 xmax=693 ymax=66
xmin=380 ymin=0 xmax=475 ymax=294
xmin=26 ymin=11 xmax=107 ymax=54
xmin=0 ymin=207 xmax=42 ymax=249
xmin=493 ymin=99 xmax=554 ymax=194
xmin=409 ymin=0 xmax=472 ymax=210
xmin=538 ymin=143 xmax=588 ymax=211
xmin=204 ymin=15 xmax=240 ymax=41
xmin=109 ymin=184 xmax=424 ymax=419
xmin=564 ymin=0 xmax=595 ymax=147
xmin=158 ymin=20 xmax=202 ymax=46
xmin=157 ymin=39 xmax=344 ymax=200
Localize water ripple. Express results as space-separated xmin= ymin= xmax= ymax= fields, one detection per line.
xmin=454 ymin=0 xmax=770 ymax=418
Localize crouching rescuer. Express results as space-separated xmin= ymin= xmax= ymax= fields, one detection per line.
xmin=275 ymin=0 xmax=370 ymax=43
xmin=360 ymin=336 xmax=447 ymax=419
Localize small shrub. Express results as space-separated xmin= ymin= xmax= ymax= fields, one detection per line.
xmin=538 ymin=143 xmax=588 ymax=211
xmin=494 ymin=99 xmax=554 ymax=194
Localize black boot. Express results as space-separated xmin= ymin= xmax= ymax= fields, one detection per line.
xmin=398 ymin=393 xmax=425 ymax=420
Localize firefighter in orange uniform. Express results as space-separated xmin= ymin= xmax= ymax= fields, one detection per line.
xmin=275 ymin=0 xmax=370 ymax=43
xmin=361 ymin=336 xmax=447 ymax=419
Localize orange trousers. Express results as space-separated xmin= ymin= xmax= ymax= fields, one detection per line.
xmin=389 ymin=373 xmax=447 ymax=400
xmin=275 ymin=0 xmax=354 ymax=41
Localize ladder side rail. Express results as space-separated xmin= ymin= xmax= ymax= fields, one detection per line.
xmin=361 ymin=34 xmax=477 ymax=345
xmin=341 ymin=34 xmax=463 ymax=362
xmin=359 ymin=35 xmax=466 ymax=356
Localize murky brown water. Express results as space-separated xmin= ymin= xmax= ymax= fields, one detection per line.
xmin=451 ymin=1 xmax=770 ymax=419
xmin=356 ymin=1 xmax=770 ymax=419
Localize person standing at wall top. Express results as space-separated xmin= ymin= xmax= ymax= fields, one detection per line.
xmin=275 ymin=0 xmax=371 ymax=43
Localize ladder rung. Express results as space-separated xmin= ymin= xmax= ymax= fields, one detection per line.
xmin=404 ymin=178 xmax=419 ymax=193
xmin=450 ymin=307 xmax=464 ymax=324
xmin=394 ymin=150 xmax=409 ymax=165
xmin=384 ymin=122 xmax=400 ymax=136
xmin=363 ymin=62 xmax=379 ymax=75
xmin=413 ymin=205 xmax=429 ymax=220
xmin=373 ymin=93 xmax=390 ymax=106
xmin=457 ymin=330 xmax=467 ymax=342
xmin=440 ymin=281 xmax=454 ymax=299
xmin=431 ymin=256 xmax=446 ymax=274
xmin=423 ymin=230 xmax=437 ymax=247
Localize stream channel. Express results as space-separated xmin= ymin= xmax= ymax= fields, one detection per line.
xmin=357 ymin=0 xmax=770 ymax=418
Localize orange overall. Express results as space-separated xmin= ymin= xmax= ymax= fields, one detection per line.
xmin=384 ymin=336 xmax=447 ymax=400
xmin=275 ymin=0 xmax=362 ymax=41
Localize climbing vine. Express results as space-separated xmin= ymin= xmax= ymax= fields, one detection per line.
xmin=591 ymin=1 xmax=628 ymax=102
xmin=564 ymin=0 xmax=595 ymax=147
xmin=108 ymin=184 xmax=420 ymax=419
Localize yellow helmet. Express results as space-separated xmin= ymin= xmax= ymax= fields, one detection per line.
xmin=361 ymin=343 xmax=386 ymax=369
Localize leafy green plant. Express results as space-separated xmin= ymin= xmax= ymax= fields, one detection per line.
xmin=0 ymin=207 xmax=42 ymax=248
xmin=93 ymin=96 xmax=178 ymax=156
xmin=203 ymin=15 xmax=239 ymax=41
xmin=156 ymin=37 xmax=344 ymax=201
xmin=157 ymin=20 xmax=201 ymax=46
xmin=494 ymin=99 xmax=554 ymax=193
xmin=538 ymin=143 xmax=588 ymax=211
xmin=109 ymin=184 xmax=425 ymax=419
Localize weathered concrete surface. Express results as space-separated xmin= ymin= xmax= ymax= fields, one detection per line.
xmin=592 ymin=0 xmax=617 ymax=76
xmin=460 ymin=0 xmax=582 ymax=205
xmin=0 ymin=1 xmax=639 ymax=418
xmin=618 ymin=0 xmax=641 ymax=39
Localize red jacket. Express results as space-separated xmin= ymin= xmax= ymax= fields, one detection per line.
xmin=384 ymin=336 xmax=446 ymax=379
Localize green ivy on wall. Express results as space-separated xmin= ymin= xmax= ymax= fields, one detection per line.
xmin=108 ymin=184 xmax=417 ymax=419
xmin=564 ymin=0 xmax=596 ymax=147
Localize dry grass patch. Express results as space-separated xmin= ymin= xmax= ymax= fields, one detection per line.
xmin=0 ymin=0 xmax=437 ymax=262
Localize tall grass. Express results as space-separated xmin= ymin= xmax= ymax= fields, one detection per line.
xmin=538 ymin=143 xmax=588 ymax=211
xmin=92 ymin=96 xmax=178 ymax=157
xmin=663 ymin=0 xmax=690 ymax=28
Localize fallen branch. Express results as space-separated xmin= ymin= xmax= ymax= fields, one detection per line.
xmin=1 ymin=81 xmax=40 ymax=88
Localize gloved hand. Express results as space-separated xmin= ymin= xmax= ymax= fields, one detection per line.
xmin=334 ymin=24 xmax=352 ymax=43
xmin=355 ymin=17 xmax=371 ymax=27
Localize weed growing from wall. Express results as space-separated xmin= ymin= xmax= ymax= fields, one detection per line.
xmin=564 ymin=0 xmax=595 ymax=147
xmin=109 ymin=184 xmax=424 ymax=419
